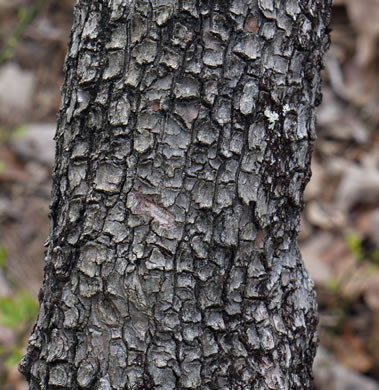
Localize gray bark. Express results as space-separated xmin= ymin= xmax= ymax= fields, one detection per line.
xmin=20 ymin=1 xmax=332 ymax=389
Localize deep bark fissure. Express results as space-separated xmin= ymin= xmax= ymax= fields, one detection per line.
xmin=21 ymin=1 xmax=332 ymax=389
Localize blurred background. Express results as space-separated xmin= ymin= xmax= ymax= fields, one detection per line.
xmin=0 ymin=0 xmax=378 ymax=389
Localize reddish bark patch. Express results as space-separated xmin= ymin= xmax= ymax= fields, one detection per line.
xmin=255 ymin=229 xmax=266 ymax=249
xmin=149 ymin=100 xmax=161 ymax=111
xmin=133 ymin=189 xmax=175 ymax=227
xmin=245 ymin=16 xmax=259 ymax=33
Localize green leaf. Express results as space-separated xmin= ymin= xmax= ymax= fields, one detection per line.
xmin=0 ymin=246 xmax=7 ymax=268
xmin=346 ymin=232 xmax=364 ymax=261
xmin=367 ymin=264 xmax=378 ymax=276
xmin=13 ymin=125 xmax=27 ymax=139
xmin=0 ymin=127 xmax=10 ymax=143
xmin=0 ymin=291 xmax=38 ymax=329
xmin=326 ymin=278 xmax=340 ymax=293
xmin=0 ymin=297 xmax=18 ymax=328
xmin=5 ymin=348 xmax=23 ymax=369
xmin=17 ymin=7 xmax=28 ymax=24
xmin=371 ymin=248 xmax=379 ymax=264
xmin=0 ymin=160 xmax=5 ymax=174
xmin=17 ymin=290 xmax=39 ymax=322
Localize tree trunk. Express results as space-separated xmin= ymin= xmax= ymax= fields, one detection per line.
xmin=20 ymin=1 xmax=332 ymax=389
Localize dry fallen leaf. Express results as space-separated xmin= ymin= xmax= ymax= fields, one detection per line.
xmin=334 ymin=330 xmax=373 ymax=373
xmin=346 ymin=0 xmax=379 ymax=68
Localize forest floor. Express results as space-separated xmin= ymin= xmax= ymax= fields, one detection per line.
xmin=0 ymin=1 xmax=378 ymax=389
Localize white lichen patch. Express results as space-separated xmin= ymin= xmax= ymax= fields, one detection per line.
xmin=282 ymin=104 xmax=290 ymax=115
xmin=264 ymin=107 xmax=279 ymax=129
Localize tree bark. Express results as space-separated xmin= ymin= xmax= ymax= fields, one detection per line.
xmin=20 ymin=1 xmax=332 ymax=389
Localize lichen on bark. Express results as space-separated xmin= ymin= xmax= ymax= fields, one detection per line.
xmin=20 ymin=0 xmax=332 ymax=389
